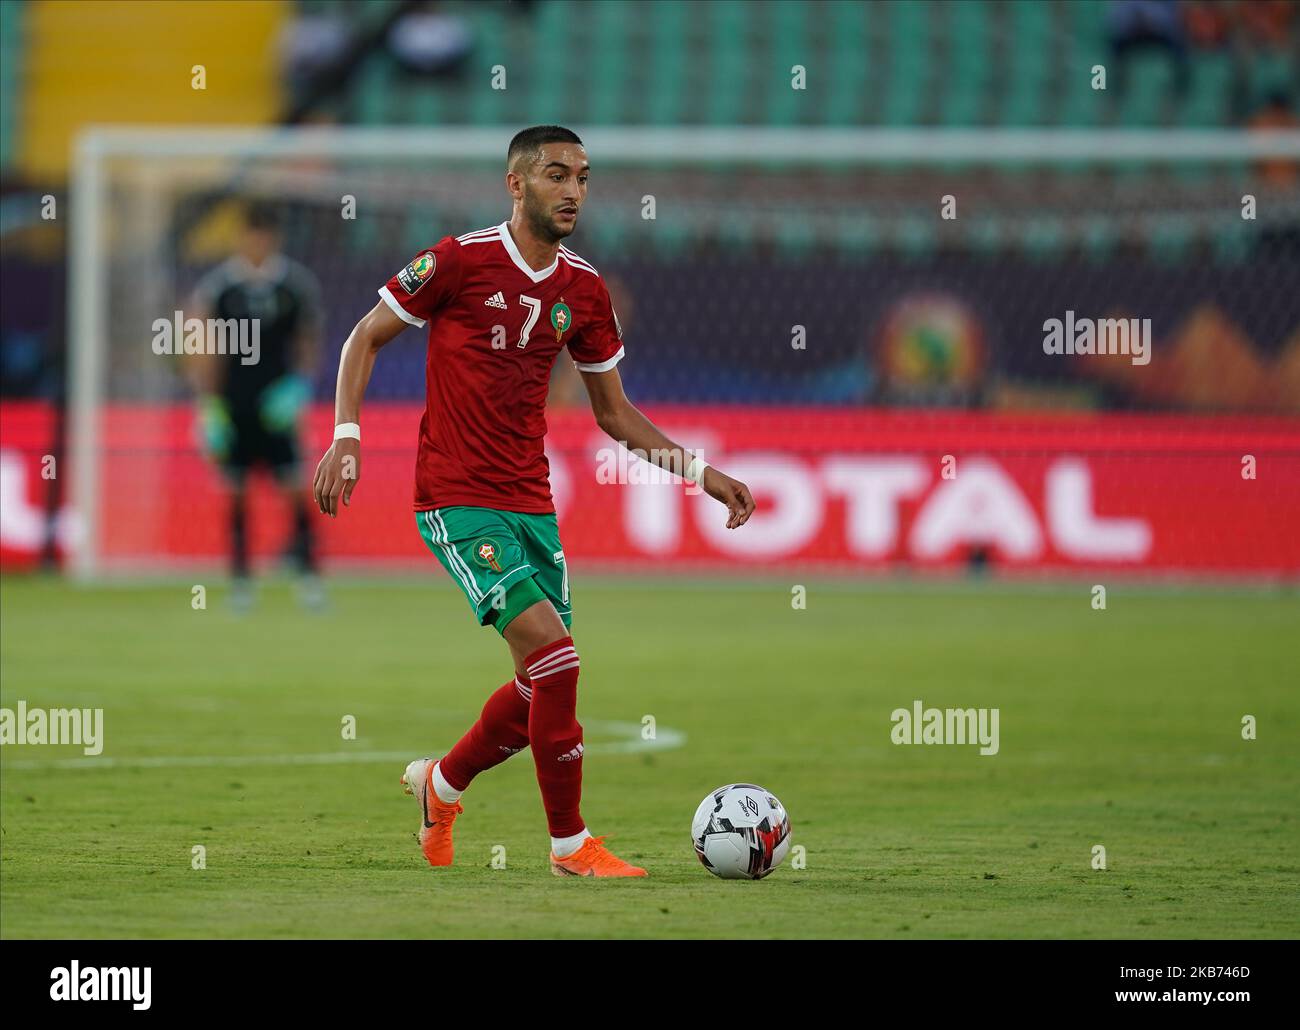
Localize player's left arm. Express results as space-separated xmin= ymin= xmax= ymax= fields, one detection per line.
xmin=291 ymin=266 xmax=325 ymax=377
xmin=580 ymin=366 xmax=755 ymax=530
xmin=261 ymin=265 xmax=323 ymax=433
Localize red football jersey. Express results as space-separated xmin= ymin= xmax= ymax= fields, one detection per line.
xmin=378 ymin=222 xmax=624 ymax=513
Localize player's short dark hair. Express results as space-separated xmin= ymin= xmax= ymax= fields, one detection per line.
xmin=245 ymin=200 xmax=282 ymax=232
xmin=507 ymin=125 xmax=584 ymax=171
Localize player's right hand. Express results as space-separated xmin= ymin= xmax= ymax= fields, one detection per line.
xmin=313 ymin=439 xmax=360 ymax=517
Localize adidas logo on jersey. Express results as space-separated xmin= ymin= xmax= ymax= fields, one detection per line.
xmin=484 ymin=291 xmax=508 ymax=309
xmin=557 ymin=744 xmax=584 ymax=762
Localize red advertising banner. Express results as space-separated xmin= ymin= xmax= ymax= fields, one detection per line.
xmin=3 ymin=402 xmax=1298 ymax=575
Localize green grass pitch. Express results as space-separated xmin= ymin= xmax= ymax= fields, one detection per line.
xmin=1 ymin=574 xmax=1296 ymax=939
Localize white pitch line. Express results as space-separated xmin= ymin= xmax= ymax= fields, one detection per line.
xmin=0 ymin=720 xmax=686 ymax=772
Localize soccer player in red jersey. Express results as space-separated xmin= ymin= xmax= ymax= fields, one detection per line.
xmin=313 ymin=126 xmax=755 ymax=877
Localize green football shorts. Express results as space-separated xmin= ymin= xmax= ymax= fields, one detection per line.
xmin=415 ymin=506 xmax=571 ymax=635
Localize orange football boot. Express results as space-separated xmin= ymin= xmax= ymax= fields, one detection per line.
xmin=550 ymin=835 xmax=648 ymax=878
xmin=401 ymin=758 xmax=463 ymax=867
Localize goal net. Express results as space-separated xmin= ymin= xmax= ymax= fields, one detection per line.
xmin=66 ymin=126 xmax=1300 ymax=579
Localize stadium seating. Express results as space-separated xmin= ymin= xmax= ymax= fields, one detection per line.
xmin=4 ymin=0 xmax=1294 ymax=177
xmin=0 ymin=0 xmax=21 ymax=168
xmin=309 ymin=0 xmax=1293 ymax=132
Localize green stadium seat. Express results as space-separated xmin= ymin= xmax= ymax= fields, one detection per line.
xmin=717 ymin=214 xmax=756 ymax=251
xmin=405 ymin=206 xmax=441 ymax=255
xmin=766 ymin=0 xmax=808 ymax=126
xmin=1180 ymin=52 xmax=1231 ymax=128
xmin=1149 ymin=215 xmax=1193 ymax=263
xmin=409 ymin=77 xmax=443 ymax=127
xmin=775 ymin=217 xmax=816 ymax=256
xmin=353 ymin=52 xmax=397 ymax=127
xmin=465 ymin=6 xmax=512 ymax=126
xmin=883 ymin=0 xmax=930 ymax=128
xmin=583 ymin=216 xmax=620 ymax=255
xmin=1057 ymin=0 xmax=1107 ymax=130
xmin=261 ymin=0 xmax=1257 ymax=271
xmin=527 ymin=1 xmax=574 ymax=125
xmin=1246 ymin=51 xmax=1296 ymax=109
xmin=1081 ymin=217 xmax=1116 ymax=263
xmin=1118 ymin=51 xmax=1174 ymax=128
xmin=705 ymin=1 xmax=749 ymax=126
xmin=650 ymin=219 xmax=692 ymax=258
xmin=1212 ymin=221 xmax=1251 ymax=265
xmin=587 ymin=1 xmax=631 ymax=126
xmin=940 ymin=1 xmax=990 ymax=133
xmin=895 ymin=215 xmax=937 ymax=260
xmin=825 ymin=1 xmax=868 ymax=126
xmin=0 ymin=0 xmax=23 ymax=169
xmin=646 ymin=1 xmax=690 ymax=126
xmin=835 ymin=216 xmax=880 ymax=258
xmin=999 ymin=0 xmax=1051 ymax=126
xmin=968 ymin=217 xmax=1005 ymax=256
xmin=1020 ymin=216 xmax=1066 ymax=260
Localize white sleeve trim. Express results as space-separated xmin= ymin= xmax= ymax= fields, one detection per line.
xmin=378 ymin=285 xmax=427 ymax=328
xmin=573 ymin=345 xmax=625 ymax=373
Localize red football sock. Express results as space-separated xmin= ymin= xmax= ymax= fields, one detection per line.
xmin=437 ymin=674 xmax=532 ymax=791
xmin=525 ymin=636 xmax=585 ymax=838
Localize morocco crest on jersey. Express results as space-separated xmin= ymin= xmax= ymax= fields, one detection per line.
xmin=550 ymin=300 xmax=572 ymax=342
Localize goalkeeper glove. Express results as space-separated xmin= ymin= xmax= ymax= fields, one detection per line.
xmin=259 ymin=374 xmax=311 ymax=432
xmin=195 ymin=395 xmax=233 ymax=460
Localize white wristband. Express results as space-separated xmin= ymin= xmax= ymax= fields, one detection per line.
xmin=684 ymin=455 xmax=709 ymax=486
xmin=333 ymin=422 xmax=361 ymax=442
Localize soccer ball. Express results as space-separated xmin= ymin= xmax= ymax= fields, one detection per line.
xmin=691 ymin=783 xmax=792 ymax=879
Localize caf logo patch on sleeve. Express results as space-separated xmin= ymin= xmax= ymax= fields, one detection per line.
xmin=397 ymin=252 xmax=436 ymax=295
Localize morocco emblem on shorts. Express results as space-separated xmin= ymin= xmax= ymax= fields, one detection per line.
xmin=472 ymin=537 xmax=503 ymax=572
xmin=550 ymin=300 xmax=572 ymax=342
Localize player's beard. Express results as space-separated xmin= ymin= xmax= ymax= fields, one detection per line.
xmin=524 ymin=191 xmax=575 ymax=243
